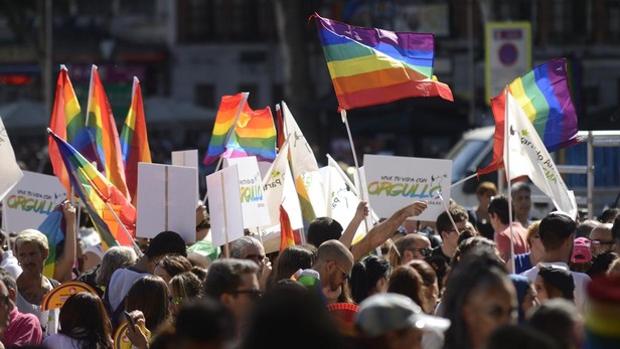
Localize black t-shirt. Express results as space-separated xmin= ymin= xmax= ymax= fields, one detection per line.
xmin=426 ymin=246 xmax=451 ymax=290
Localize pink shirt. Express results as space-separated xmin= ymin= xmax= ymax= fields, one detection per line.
xmin=2 ymin=307 xmax=43 ymax=347
xmin=495 ymin=222 xmax=530 ymax=262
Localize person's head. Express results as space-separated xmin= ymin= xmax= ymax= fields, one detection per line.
xmin=307 ymin=217 xmax=343 ymax=248
xmin=0 ymin=269 xmax=17 ymax=307
xmin=451 ymin=236 xmax=501 ymax=267
xmin=393 ymin=234 xmax=431 ymax=265
xmin=600 ymin=207 xmax=620 ymax=223
xmin=59 ymin=292 xmax=112 ymax=348
xmin=614 ymin=215 xmax=620 ymax=254
xmin=355 ymin=293 xmax=450 ymax=349
xmin=576 ymin=219 xmax=599 ymax=238
xmin=95 ymin=246 xmax=138 ymax=287
xmin=144 ymin=231 xmax=188 ymax=273
xmin=509 ymin=275 xmax=539 ymax=324
xmin=203 ymin=259 xmax=260 ymax=328
xmin=387 ymin=266 xmax=424 ymax=307
xmin=526 ymin=221 xmax=545 ymax=257
xmin=442 ymin=251 xmax=516 ymax=349
xmin=407 ymin=260 xmax=438 ymax=314
xmin=588 ymin=251 xmax=619 ymax=277
xmin=14 ymin=229 xmax=49 ymax=275
xmin=155 ymin=254 xmax=192 ymax=283
xmin=488 ymin=196 xmax=510 ymax=231
xmin=125 ymin=275 xmax=170 ymax=331
xmin=175 ymin=299 xmax=236 ymax=349
xmin=608 ymin=257 xmax=620 ymax=276
xmin=0 ymin=280 xmax=9 ymax=335
xmin=476 ymin=182 xmax=497 ymax=208
xmin=350 ymin=255 xmax=390 ymax=304
xmin=570 ymin=237 xmax=592 ymax=271
xmin=169 ymin=271 xmax=202 ymax=316
xmin=590 ymin=223 xmax=614 ymax=257
xmin=535 ymin=266 xmax=575 ymax=302
xmin=230 ymin=236 xmax=267 ymax=270
xmin=511 ymin=182 xmax=532 ymax=220
xmin=435 ymin=205 xmax=469 ymax=251
xmin=486 ymin=324 xmax=557 ymax=349
xmin=270 ymin=245 xmax=315 ymax=287
xmin=527 ymin=299 xmax=583 ymax=349
xmin=539 ymin=212 xmax=577 ymax=261
xmin=312 ymin=240 xmax=354 ymax=292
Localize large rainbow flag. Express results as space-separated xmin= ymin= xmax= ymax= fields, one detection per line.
xmin=120 ymin=77 xmax=151 ymax=203
xmin=314 ymin=14 xmax=453 ymax=111
xmin=38 ymin=204 xmax=65 ymax=278
xmin=83 ymin=65 xmax=130 ymax=199
xmin=48 ymin=65 xmax=82 ymax=195
xmin=478 ymin=58 xmax=579 ymax=175
xmin=203 ymin=93 xmax=276 ymax=165
xmin=48 ymin=130 xmax=136 ymax=248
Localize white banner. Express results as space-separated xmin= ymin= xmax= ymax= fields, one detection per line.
xmin=2 ymin=171 xmax=66 ymax=233
xmin=207 ymin=165 xmax=245 ymax=247
xmin=364 ymin=154 xmax=452 ymax=221
xmin=0 ymin=117 xmax=23 ymax=203
xmin=224 ymin=156 xmax=270 ymax=228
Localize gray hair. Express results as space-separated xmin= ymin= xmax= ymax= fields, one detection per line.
xmin=95 ymin=246 xmax=138 ymax=287
xmin=229 ymin=236 xmax=263 ymax=259
xmin=15 ymin=229 xmax=49 ymax=254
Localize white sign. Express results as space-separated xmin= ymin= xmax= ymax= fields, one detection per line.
xmin=136 ymin=163 xmax=197 ymax=243
xmin=171 ymin=150 xmax=199 ymax=204
xmin=485 ymin=22 xmax=532 ymax=103
xmin=2 ymin=171 xmax=66 ymax=233
xmin=363 ymin=154 xmax=452 ymax=221
xmin=321 ymin=166 xmax=365 ymax=241
xmin=224 ymin=156 xmax=270 ymax=228
xmin=206 ymin=165 xmax=244 ymax=247
xmin=0 ymin=117 xmax=23 ymax=203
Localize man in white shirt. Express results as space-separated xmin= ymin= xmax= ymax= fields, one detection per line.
xmin=522 ymin=212 xmax=591 ymax=313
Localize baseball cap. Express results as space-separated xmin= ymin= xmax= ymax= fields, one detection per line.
xmin=356 ymin=293 xmax=450 ymax=337
xmin=571 ymin=237 xmax=592 ymax=263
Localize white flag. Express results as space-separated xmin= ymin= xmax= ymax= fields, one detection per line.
xmin=0 ymin=117 xmax=23 ymax=202
xmin=504 ymin=93 xmax=577 ymax=217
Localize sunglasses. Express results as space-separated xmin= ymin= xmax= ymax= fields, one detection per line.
xmin=406 ymin=247 xmax=432 ymax=257
xmin=591 ymin=239 xmax=614 ymax=246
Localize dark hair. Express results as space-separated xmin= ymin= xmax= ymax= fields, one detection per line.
xmin=270 ymin=245 xmax=315 ymax=288
xmin=0 ymin=269 xmax=17 ymax=292
xmin=307 ymin=217 xmax=343 ymax=247
xmin=145 ymin=231 xmax=187 ymax=258
xmin=488 ymin=196 xmax=510 ymax=225
xmin=407 ymin=260 xmax=437 ymax=287
xmin=600 ymin=207 xmax=620 ymax=223
xmin=350 ymin=255 xmax=390 ymax=304
xmin=613 ymin=215 xmax=620 ymax=242
xmin=486 ymin=325 xmax=557 ymax=349
xmin=125 ymin=275 xmax=170 ymax=331
xmin=203 ymin=259 xmax=258 ymax=299
xmin=538 ymin=266 xmax=575 ymax=301
xmin=59 ymin=292 xmax=112 ymax=349
xmin=442 ymin=251 xmax=510 ymax=349
xmin=511 ymin=182 xmax=531 ymax=195
xmin=239 ymin=281 xmax=342 ymax=349
xmin=158 ymin=254 xmax=192 ymax=278
xmin=588 ymin=251 xmax=619 ymax=277
xmin=190 ymin=266 xmax=208 ymax=282
xmin=170 ymin=271 xmax=203 ymax=301
xmin=175 ymin=299 xmax=236 ymax=344
xmin=527 ymin=299 xmax=580 ymax=349
xmin=436 ymin=205 xmax=468 ymax=235
xmin=451 ymin=236 xmax=499 ymax=267
xmin=539 ymin=213 xmax=577 ymax=251
xmin=387 ymin=266 xmax=424 ymax=306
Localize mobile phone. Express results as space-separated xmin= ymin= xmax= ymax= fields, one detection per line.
xmin=123 ymin=311 xmax=136 ymax=327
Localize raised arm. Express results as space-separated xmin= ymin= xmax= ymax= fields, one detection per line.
xmin=339 ymin=201 xmax=369 ymax=249
xmin=54 ymin=201 xmax=77 ymax=282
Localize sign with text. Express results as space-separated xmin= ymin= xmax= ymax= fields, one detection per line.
xmin=206 ymin=165 xmax=244 ymax=247
xmin=136 ymin=163 xmax=197 ymax=243
xmin=363 ymin=155 xmax=452 ymax=221
xmin=224 ymin=157 xmax=270 ymax=228
xmin=2 ymin=171 xmax=66 ymax=233
xmin=0 ymin=117 xmax=23 ymax=202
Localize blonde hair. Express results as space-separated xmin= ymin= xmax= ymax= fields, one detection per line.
xmin=526 ymin=220 xmax=541 ymax=242
xmin=15 ymin=229 xmax=49 ymax=254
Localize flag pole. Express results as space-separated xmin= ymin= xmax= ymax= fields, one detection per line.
xmin=503 ymin=88 xmax=516 ymax=272
xmin=450 ymin=173 xmax=478 ymax=188
xmin=437 ymin=192 xmax=460 ymax=234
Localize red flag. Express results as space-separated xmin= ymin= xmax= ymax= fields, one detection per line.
xmin=279 ymin=205 xmax=295 ymax=252
xmin=275 ymin=103 xmax=285 ymax=148
xmin=476 ymin=92 xmax=505 ymax=176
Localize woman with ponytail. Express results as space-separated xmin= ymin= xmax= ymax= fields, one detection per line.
xmin=349 ymin=255 xmax=390 ymax=304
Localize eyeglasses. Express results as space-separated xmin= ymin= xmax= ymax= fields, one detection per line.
xmin=406 ymin=247 xmax=432 ymax=257
xmin=232 ymin=288 xmax=263 ymax=301
xmin=591 ymin=239 xmax=615 ymax=246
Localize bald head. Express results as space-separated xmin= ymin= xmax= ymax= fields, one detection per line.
xmin=315 ymin=240 xmax=354 ymax=270
xmin=590 ymin=223 xmax=614 ymax=257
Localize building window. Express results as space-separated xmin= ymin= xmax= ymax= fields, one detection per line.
xmin=194 ymin=84 xmax=215 ymax=108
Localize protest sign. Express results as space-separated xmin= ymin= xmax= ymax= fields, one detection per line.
xmin=206 ymin=165 xmax=244 ymax=247
xmin=136 ymin=163 xmax=197 ymax=243
xmin=2 ymin=171 xmax=66 ymax=233
xmin=224 ymin=156 xmax=270 ymax=228
xmin=171 ymin=149 xmax=199 ymax=203
xmin=321 ymin=166 xmax=365 ymax=241
xmin=0 ymin=117 xmax=23 ymax=203
xmin=363 ymin=154 xmax=452 ymax=221
xmin=40 ymin=281 xmax=98 ymax=310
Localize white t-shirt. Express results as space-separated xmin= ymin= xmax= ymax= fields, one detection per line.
xmin=521 ymin=262 xmax=591 ymax=313
xmin=0 ymin=250 xmax=22 ymax=279
xmin=43 ymin=333 xmax=83 ymax=349
xmin=16 ymin=278 xmax=59 ymax=336
xmin=106 ymin=268 xmax=148 ymax=312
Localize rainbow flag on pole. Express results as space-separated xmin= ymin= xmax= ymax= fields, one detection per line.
xmin=203 ymin=93 xmax=247 ymax=165
xmin=48 ymin=129 xmax=136 ymax=248
xmin=84 ymin=65 xmax=130 ymax=199
xmin=314 ymin=13 xmax=453 ymax=111
xmin=120 ymin=77 xmax=151 ymax=203
xmin=48 ymin=65 xmax=82 ymax=195
xmin=478 ymin=58 xmax=579 ymax=175
xmin=38 ymin=205 xmax=65 ymax=278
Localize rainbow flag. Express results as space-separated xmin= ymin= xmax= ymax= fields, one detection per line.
xmin=314 ymin=13 xmax=453 ymax=111
xmin=120 ymin=77 xmax=151 ymax=203
xmin=84 ymin=65 xmax=130 ymax=199
xmin=203 ymin=93 xmax=277 ymax=165
xmin=38 ymin=204 xmax=65 ymax=278
xmin=478 ymin=58 xmax=579 ymax=175
xmin=48 ymin=65 xmax=82 ymax=195
xmin=279 ymin=205 xmax=296 ymax=252
xmin=48 ymin=129 xmax=136 ymax=249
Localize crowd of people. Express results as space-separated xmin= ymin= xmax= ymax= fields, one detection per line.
xmin=0 ymin=181 xmax=619 ymax=349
